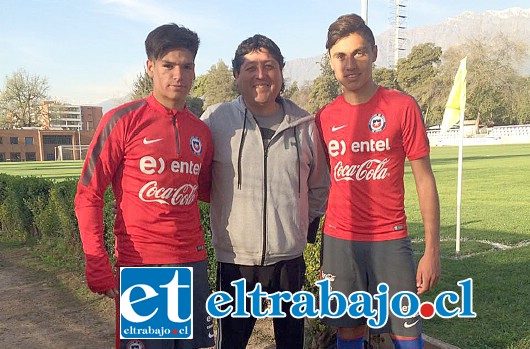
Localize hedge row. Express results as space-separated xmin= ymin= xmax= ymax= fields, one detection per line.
xmin=0 ymin=174 xmax=332 ymax=347
xmin=0 ymin=175 xmax=106 ymax=267
xmin=0 ymin=173 xmax=322 ymax=294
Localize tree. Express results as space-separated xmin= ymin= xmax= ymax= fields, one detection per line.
xmin=396 ymin=43 xmax=442 ymax=90
xmin=395 ymin=43 xmax=444 ymax=125
xmin=191 ymin=74 xmax=208 ymax=98
xmin=0 ymin=111 xmax=9 ymax=129
xmin=131 ymin=69 xmax=152 ymax=101
xmin=306 ymin=55 xmax=341 ymax=113
xmin=130 ymin=68 xmax=205 ymax=116
xmin=373 ymin=67 xmax=399 ymax=90
xmin=200 ymin=60 xmax=237 ymax=108
xmin=185 ymin=97 xmax=204 ymax=117
xmin=510 ymin=76 xmax=530 ymax=125
xmin=0 ymin=69 xmax=49 ymax=128
xmin=283 ymin=81 xmax=299 ymax=100
xmin=287 ymin=83 xmax=312 ymax=112
xmin=440 ymin=35 xmax=528 ymax=126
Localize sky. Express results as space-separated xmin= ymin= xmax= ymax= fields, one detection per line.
xmin=1 ymin=0 xmax=529 ymax=106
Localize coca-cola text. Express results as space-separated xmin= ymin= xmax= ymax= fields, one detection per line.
xmin=334 ymin=159 xmax=390 ymax=182
xmin=139 ymin=181 xmax=197 ymax=206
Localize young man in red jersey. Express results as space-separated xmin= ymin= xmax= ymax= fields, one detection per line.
xmin=315 ymin=14 xmax=440 ymax=349
xmin=75 ymin=24 xmax=214 ymax=349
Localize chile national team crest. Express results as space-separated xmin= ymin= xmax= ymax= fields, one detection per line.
xmin=369 ymin=114 xmax=386 ymax=133
xmin=126 ymin=340 xmax=146 ymax=349
xmin=190 ymin=136 xmax=202 ymax=156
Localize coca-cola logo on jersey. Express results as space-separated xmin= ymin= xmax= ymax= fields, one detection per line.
xmin=334 ymin=159 xmax=390 ymax=182
xmin=139 ymin=181 xmax=197 ymax=206
xmin=327 ymin=138 xmax=391 ymax=182
xmin=137 ymin=156 xmax=200 ymax=206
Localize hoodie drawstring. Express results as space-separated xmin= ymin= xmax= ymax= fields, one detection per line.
xmin=293 ymin=126 xmax=301 ymax=196
xmin=238 ymin=108 xmax=301 ymax=194
xmin=237 ymin=109 xmax=248 ymax=189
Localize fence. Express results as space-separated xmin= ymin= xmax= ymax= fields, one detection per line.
xmin=428 ymin=124 xmax=530 ymax=146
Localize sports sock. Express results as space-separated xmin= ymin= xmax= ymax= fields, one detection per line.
xmin=391 ymin=335 xmax=424 ymax=349
xmin=336 ymin=335 xmax=364 ymax=349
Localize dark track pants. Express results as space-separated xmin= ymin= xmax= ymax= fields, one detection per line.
xmin=216 ymin=256 xmax=306 ymax=349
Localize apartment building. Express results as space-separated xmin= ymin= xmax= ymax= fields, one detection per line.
xmin=0 ymin=102 xmax=101 ymax=161
xmin=41 ymin=102 xmax=102 ymax=131
xmin=0 ymin=129 xmax=96 ymax=161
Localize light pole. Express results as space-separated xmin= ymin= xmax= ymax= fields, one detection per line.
xmin=361 ymin=0 xmax=368 ymax=24
xmin=78 ymin=128 xmax=82 ymax=160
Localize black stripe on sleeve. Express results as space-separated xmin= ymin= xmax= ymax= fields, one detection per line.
xmin=81 ymin=100 xmax=146 ymax=186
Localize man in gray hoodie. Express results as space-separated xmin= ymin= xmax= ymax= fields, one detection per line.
xmin=201 ymin=34 xmax=329 ymax=349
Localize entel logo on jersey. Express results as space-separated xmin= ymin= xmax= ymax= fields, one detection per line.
xmin=327 ymin=138 xmax=391 ymax=157
xmin=369 ymin=114 xmax=386 ymax=133
xmin=139 ymin=156 xmax=201 ymax=176
xmin=120 ymin=267 xmax=193 ymax=340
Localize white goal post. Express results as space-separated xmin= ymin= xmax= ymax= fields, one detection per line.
xmin=55 ymin=145 xmax=90 ymax=161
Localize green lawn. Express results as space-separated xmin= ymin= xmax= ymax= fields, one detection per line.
xmin=404 ymin=144 xmax=530 ymax=349
xmin=1 ymin=144 xmax=529 ymax=348
xmin=0 ymin=160 xmax=83 ymax=180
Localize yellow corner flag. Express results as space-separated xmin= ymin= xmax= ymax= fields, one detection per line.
xmin=440 ymin=57 xmax=467 ymax=133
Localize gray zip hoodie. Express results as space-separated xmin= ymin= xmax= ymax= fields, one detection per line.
xmin=201 ymin=96 xmax=329 ymax=266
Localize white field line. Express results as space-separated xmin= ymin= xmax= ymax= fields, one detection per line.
xmin=411 ymin=238 xmax=530 ymax=259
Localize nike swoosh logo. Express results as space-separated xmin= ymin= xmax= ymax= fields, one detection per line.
xmin=404 ymin=319 xmax=419 ymax=328
xmin=331 ymin=125 xmax=348 ymax=132
xmin=143 ymin=137 xmax=163 ymax=145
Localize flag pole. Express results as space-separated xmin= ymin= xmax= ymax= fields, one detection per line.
xmin=439 ymin=57 xmax=467 ymax=257
xmin=455 ymin=93 xmax=465 ymax=258
xmin=455 ymin=58 xmax=467 ymax=258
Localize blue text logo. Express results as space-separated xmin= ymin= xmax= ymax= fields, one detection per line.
xmin=206 ymin=278 xmax=476 ymax=328
xmin=120 ymin=267 xmax=193 ymax=339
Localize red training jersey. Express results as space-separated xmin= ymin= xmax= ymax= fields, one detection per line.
xmin=75 ymin=94 xmax=213 ymax=292
xmin=316 ymin=87 xmax=430 ymax=242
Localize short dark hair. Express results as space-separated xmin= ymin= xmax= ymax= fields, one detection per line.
xmin=145 ymin=23 xmax=200 ymax=61
xmin=326 ymin=14 xmax=375 ymax=51
xmin=232 ymin=34 xmax=285 ymax=76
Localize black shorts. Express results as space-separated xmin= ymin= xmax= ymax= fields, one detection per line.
xmin=320 ymin=235 xmax=421 ymax=337
xmin=117 ymin=260 xmax=214 ymax=349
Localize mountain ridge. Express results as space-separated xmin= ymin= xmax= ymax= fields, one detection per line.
xmin=98 ymin=7 xmax=530 ymax=112
xmin=283 ymin=7 xmax=530 ymax=86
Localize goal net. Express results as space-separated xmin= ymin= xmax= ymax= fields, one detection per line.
xmin=55 ymin=145 xmax=90 ymax=161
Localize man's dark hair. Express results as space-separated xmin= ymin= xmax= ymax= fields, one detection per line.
xmin=326 ymin=13 xmax=375 ymax=51
xmin=231 ymin=34 xmax=285 ymax=76
xmin=145 ymin=23 xmax=200 ymax=61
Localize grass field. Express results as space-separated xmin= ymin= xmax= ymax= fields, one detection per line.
xmin=404 ymin=144 xmax=530 ymax=349
xmin=0 ymin=160 xmax=83 ymax=180
xmin=1 ymin=144 xmax=529 ymax=348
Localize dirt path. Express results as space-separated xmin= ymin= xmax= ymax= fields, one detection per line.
xmin=0 ymin=245 xmax=452 ymax=349
xmin=0 ymin=244 xmax=115 ymax=348
xmin=0 ymin=244 xmax=275 ymax=349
